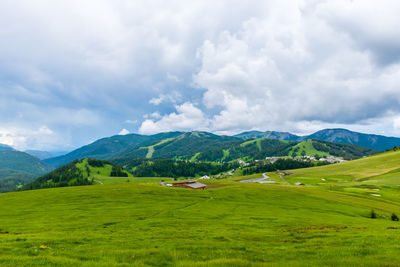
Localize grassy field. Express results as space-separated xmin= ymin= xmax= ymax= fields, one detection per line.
xmin=1 ymin=151 xmax=400 ymax=266
xmin=287 ymin=140 xmax=330 ymax=157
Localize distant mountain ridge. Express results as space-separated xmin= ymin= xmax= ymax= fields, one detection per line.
xmin=0 ymin=150 xmax=54 ymax=192
xmin=44 ymin=129 xmax=381 ymax=168
xmin=234 ymin=131 xmax=300 ymax=141
xmin=0 ymin=144 xmax=14 ymax=151
xmin=235 ymin=128 xmax=400 ymax=151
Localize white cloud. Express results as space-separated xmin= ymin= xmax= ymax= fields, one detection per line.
xmin=2 ymin=0 xmax=400 ymax=150
xmin=191 ymin=2 xmax=400 ymax=135
xmin=139 ymin=102 xmax=208 ymax=134
xmin=149 ymin=92 xmax=182 ymax=106
xmin=118 ymin=128 xmax=130 ymax=135
xmin=0 ymin=126 xmax=58 ymax=150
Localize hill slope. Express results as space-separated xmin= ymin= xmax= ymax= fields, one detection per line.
xmin=0 ymin=150 xmax=54 ymax=192
xmin=24 ymin=158 xmax=131 ymax=190
xmin=114 ymin=131 xmax=240 ymax=162
xmin=235 ymin=128 xmax=400 ymax=151
xmin=0 ymin=143 xmax=13 ymax=151
xmin=234 ymin=131 xmax=300 ymax=141
xmin=303 ymin=128 xmax=400 ymax=151
xmin=283 ymin=149 xmax=400 ymax=185
xmin=44 ymin=132 xmax=183 ymax=167
xmin=45 ymin=130 xmax=384 ymax=168
xmin=2 ymin=170 xmax=400 ymax=265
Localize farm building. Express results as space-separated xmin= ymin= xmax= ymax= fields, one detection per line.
xmin=172 ymin=181 xmax=207 ymax=190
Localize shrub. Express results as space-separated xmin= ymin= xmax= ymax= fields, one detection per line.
xmin=370 ymin=210 xmax=377 ymax=219
xmin=392 ymin=213 xmax=399 ymax=221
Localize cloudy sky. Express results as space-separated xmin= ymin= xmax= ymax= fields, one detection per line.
xmin=1 ymin=0 xmax=400 ymax=151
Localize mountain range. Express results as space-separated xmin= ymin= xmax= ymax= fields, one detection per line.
xmin=234 ymin=128 xmax=400 ymax=151
xmin=44 ymin=129 xmax=383 ymax=168
xmin=1 ymin=127 xmax=399 ymax=193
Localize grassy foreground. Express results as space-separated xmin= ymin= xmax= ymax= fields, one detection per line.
xmin=1 ymin=150 xmax=400 ymax=266
xmin=1 ymin=180 xmax=400 ymax=266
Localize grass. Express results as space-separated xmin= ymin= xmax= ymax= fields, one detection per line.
xmin=288 ymin=140 xmax=330 ymax=157
xmin=2 ymin=151 xmax=400 ymax=266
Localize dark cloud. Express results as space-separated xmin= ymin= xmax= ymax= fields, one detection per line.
xmin=1 ymin=0 xmax=400 ymax=149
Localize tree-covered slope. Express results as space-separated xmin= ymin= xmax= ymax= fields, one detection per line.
xmin=24 ymin=158 xmax=131 ymax=190
xmin=0 ymin=150 xmax=54 ymax=192
xmin=0 ymin=150 xmax=53 ymax=176
xmin=115 ymin=131 xmax=241 ymax=161
xmin=234 ymin=131 xmax=300 ymax=141
xmin=0 ymin=170 xmax=36 ymax=193
xmin=303 ymin=128 xmax=400 ymax=151
xmin=44 ymin=130 xmax=383 ymax=168
xmin=195 ymin=138 xmax=377 ymax=162
xmin=44 ymin=132 xmax=183 ymax=167
xmin=0 ymin=143 xmax=14 ymax=151
xmin=235 ymin=128 xmax=400 ymax=151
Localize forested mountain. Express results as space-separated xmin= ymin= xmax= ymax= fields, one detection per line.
xmin=303 ymin=128 xmax=400 ymax=151
xmin=234 ymin=131 xmax=300 ymax=141
xmin=0 ymin=143 xmax=14 ymax=151
xmin=24 ymin=158 xmax=130 ymax=190
xmin=44 ymin=132 xmax=183 ymax=167
xmin=0 ymin=150 xmax=53 ymax=192
xmin=43 ymin=129 xmax=393 ymax=170
xmin=235 ymin=128 xmax=400 ymax=151
xmin=113 ymin=131 xmax=240 ymax=161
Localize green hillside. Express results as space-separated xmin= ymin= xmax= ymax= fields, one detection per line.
xmin=280 ymin=149 xmax=400 ymax=185
xmin=114 ymin=131 xmax=240 ymax=161
xmin=44 ymin=131 xmax=381 ymax=168
xmin=0 ymin=150 xmax=53 ymax=192
xmin=235 ymin=128 xmax=400 ymax=151
xmin=24 ymin=158 xmax=131 ymax=190
xmin=305 ymin=128 xmax=400 ymax=151
xmin=2 ymin=161 xmax=400 ymax=265
xmin=116 ymin=135 xmax=376 ymax=163
xmin=0 ymin=170 xmax=36 ymax=193
xmin=44 ymin=132 xmax=183 ymax=167
xmin=0 ymin=150 xmax=52 ymax=176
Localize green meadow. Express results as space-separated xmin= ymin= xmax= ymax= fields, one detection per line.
xmin=1 ymin=151 xmax=400 ymax=266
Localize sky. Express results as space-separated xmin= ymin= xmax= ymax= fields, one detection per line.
xmin=1 ymin=0 xmax=400 ymax=151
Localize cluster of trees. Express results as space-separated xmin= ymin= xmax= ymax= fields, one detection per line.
xmin=110 ymin=166 xmax=128 ymax=177
xmin=23 ymin=160 xmax=93 ymax=190
xmin=132 ymin=159 xmax=239 ymax=178
xmin=87 ymin=158 xmax=112 ymax=167
xmin=242 ymin=159 xmax=314 ymax=175
xmin=311 ymin=140 xmax=376 ymax=160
